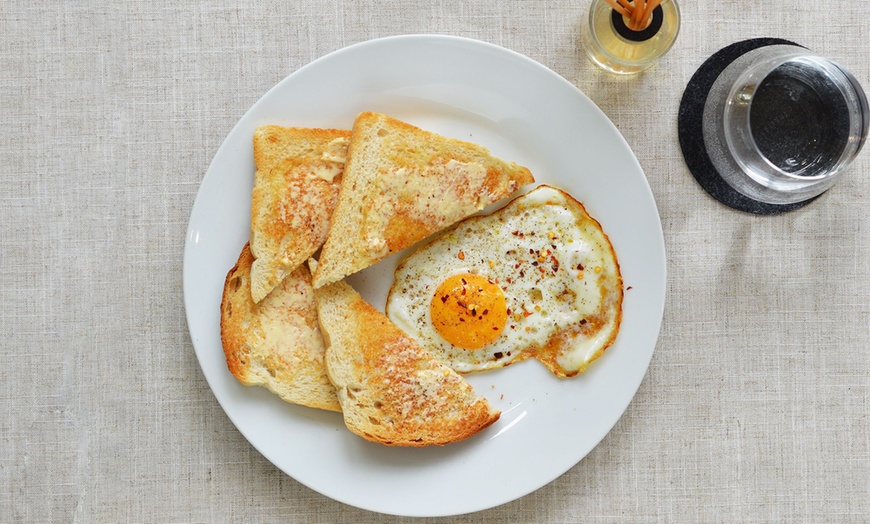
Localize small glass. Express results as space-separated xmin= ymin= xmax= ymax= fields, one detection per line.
xmin=703 ymin=45 xmax=868 ymax=205
xmin=582 ymin=0 xmax=681 ymax=75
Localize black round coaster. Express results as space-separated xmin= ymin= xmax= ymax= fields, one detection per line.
xmin=611 ymin=5 xmax=664 ymax=42
xmin=677 ymin=38 xmax=820 ymax=215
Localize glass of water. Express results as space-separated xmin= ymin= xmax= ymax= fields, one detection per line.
xmin=703 ymin=45 xmax=868 ymax=205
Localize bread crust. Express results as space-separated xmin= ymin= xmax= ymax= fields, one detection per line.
xmin=314 ymin=278 xmax=500 ymax=446
xmin=220 ymin=244 xmax=341 ymax=412
xmin=249 ymin=126 xmax=351 ymax=302
xmin=312 ymin=112 xmax=534 ymax=288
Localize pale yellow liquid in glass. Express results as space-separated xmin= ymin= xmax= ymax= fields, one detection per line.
xmin=583 ymin=0 xmax=680 ymax=74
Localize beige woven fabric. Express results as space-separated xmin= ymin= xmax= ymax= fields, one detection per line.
xmin=2 ymin=1 xmax=869 ymax=522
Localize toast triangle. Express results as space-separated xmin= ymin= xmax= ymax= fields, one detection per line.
xmin=312 ymin=112 xmax=534 ymax=288
xmin=220 ymin=244 xmax=341 ymax=412
xmin=249 ymin=125 xmax=350 ymax=302
xmin=313 ymin=276 xmax=500 ymax=446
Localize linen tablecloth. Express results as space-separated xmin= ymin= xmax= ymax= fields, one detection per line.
xmin=2 ymin=1 xmax=868 ymax=521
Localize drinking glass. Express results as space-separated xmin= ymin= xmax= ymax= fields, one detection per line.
xmin=583 ymin=0 xmax=681 ymax=75
xmin=703 ymin=45 xmax=868 ymax=205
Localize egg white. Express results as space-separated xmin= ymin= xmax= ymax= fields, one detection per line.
xmin=386 ymin=185 xmax=623 ymax=377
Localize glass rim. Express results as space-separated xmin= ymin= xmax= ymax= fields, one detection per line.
xmin=723 ymin=51 xmax=868 ymax=185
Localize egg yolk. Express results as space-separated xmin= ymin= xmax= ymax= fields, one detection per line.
xmin=430 ymin=273 xmax=507 ymax=350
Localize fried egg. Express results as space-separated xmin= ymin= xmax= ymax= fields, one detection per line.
xmin=385 ymin=185 xmax=623 ymax=377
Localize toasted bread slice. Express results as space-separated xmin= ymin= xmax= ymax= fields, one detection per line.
xmin=313 ymin=276 xmax=500 ymax=446
xmin=249 ymin=125 xmax=350 ymax=302
xmin=312 ymin=112 xmax=534 ymax=288
xmin=220 ymin=244 xmax=340 ymax=412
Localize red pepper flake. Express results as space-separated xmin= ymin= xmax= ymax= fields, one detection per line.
xmin=627 ymin=286 xmax=633 ymax=290
xmin=523 ymin=310 xmax=533 ymax=317
xmin=457 ymin=300 xmax=468 ymax=309
xmin=440 ymin=295 xmax=448 ymax=303
xmin=576 ymin=263 xmax=584 ymax=270
xmin=458 ymin=251 xmax=465 ymax=260
xmin=506 ymin=308 xmax=512 ymax=316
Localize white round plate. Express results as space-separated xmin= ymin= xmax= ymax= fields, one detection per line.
xmin=184 ymin=35 xmax=666 ymax=517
